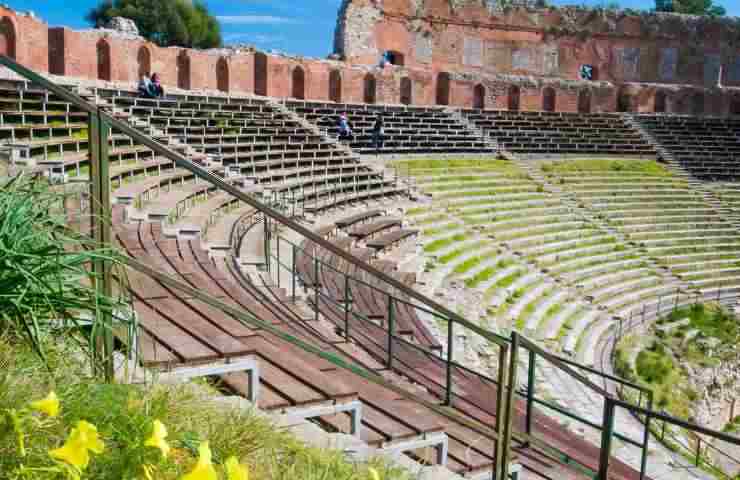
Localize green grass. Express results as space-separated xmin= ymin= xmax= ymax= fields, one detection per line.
xmin=465 ymin=266 xmax=497 ymax=288
xmin=0 ymin=338 xmax=406 ymax=480
xmin=438 ymin=241 xmax=489 ymax=264
xmin=394 ymin=157 xmax=521 ymax=174
xmin=422 ymin=222 xmax=461 ymax=237
xmin=423 ymin=233 xmax=468 ymax=253
xmin=541 ymin=158 xmax=671 ymax=177
xmin=452 ymin=255 xmax=483 ymax=275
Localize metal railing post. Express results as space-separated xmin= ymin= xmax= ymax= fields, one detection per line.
xmin=276 ymin=235 xmax=281 ymax=289
xmin=494 ymin=344 xmax=509 ymax=479
xmin=500 ymin=332 xmax=518 ymax=480
xmin=263 ymin=215 xmax=270 ymax=273
xmin=444 ymin=317 xmax=454 ymax=406
xmin=525 ymin=348 xmax=536 ymax=445
xmin=291 ymin=243 xmax=297 ymax=303
xmin=344 ymin=273 xmax=351 ymax=340
xmin=314 ymin=254 xmax=320 ymax=323
xmin=387 ymin=295 xmax=395 ymax=370
xmin=598 ymin=399 xmax=616 ymax=480
xmin=639 ymin=391 xmax=653 ymax=480
xmin=88 ymin=110 xmax=114 ymax=382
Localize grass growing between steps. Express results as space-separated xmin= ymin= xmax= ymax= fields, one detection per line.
xmin=393 ymin=157 xmax=521 ymax=176
xmin=0 ymin=338 xmax=405 ymax=480
xmin=540 ymin=158 xmax=671 ymax=177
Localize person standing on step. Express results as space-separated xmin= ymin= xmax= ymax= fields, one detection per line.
xmin=138 ymin=74 xmax=156 ymax=98
xmin=338 ymin=112 xmax=353 ymax=140
xmin=372 ymin=113 xmax=385 ymax=155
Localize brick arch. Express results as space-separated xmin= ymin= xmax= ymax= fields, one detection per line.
xmin=254 ymin=52 xmax=268 ymax=96
xmin=400 ymin=77 xmax=412 ymax=105
xmin=217 ymin=57 xmax=229 ymax=92
xmin=473 ymin=83 xmax=485 ymax=109
xmin=363 ymin=73 xmax=376 ymax=104
xmin=177 ymin=51 xmax=190 ymax=90
xmin=137 ymin=46 xmax=151 ymax=78
xmin=616 ymin=86 xmax=632 ymax=113
xmin=731 ymin=96 xmax=740 ymax=116
xmin=654 ymin=91 xmax=667 ymax=113
xmin=292 ymin=65 xmax=305 ymax=100
xmin=692 ymin=92 xmax=704 ymax=115
xmin=386 ymin=50 xmax=405 ymax=66
xmin=0 ymin=16 xmax=16 ymax=59
xmin=542 ymin=87 xmax=556 ymax=112
xmin=436 ymin=72 xmax=450 ymax=106
xmin=578 ymin=90 xmax=591 ymax=113
xmin=508 ymin=85 xmax=520 ymax=111
xmin=96 ymin=39 xmax=112 ymax=81
xmin=329 ymin=70 xmax=342 ymax=103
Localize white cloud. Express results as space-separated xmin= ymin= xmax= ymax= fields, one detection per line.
xmin=216 ymin=15 xmax=297 ymax=25
xmin=224 ymin=33 xmax=284 ymax=44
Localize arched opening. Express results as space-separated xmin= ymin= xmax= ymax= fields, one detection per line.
xmin=400 ymin=77 xmax=412 ymax=105
xmin=137 ymin=46 xmax=151 ymax=78
xmin=508 ymin=85 xmax=520 ymax=111
xmin=578 ymin=90 xmax=591 ymax=113
xmin=617 ymin=87 xmax=632 ymax=113
xmin=0 ymin=17 xmax=17 ymax=59
xmin=363 ymin=73 xmax=376 ymax=104
xmin=542 ymin=87 xmax=556 ymax=112
xmin=177 ymin=52 xmax=190 ymax=90
xmin=292 ymin=66 xmax=305 ymax=99
xmin=436 ymin=72 xmax=451 ymax=106
xmin=473 ymin=84 xmax=486 ymax=110
xmin=385 ymin=50 xmax=405 ymax=66
xmin=654 ymin=91 xmax=667 ymax=113
xmin=254 ymin=52 xmax=268 ymax=96
xmin=217 ymin=57 xmax=229 ymax=92
xmin=692 ymin=92 xmax=704 ymax=115
xmin=96 ymin=39 xmax=112 ymax=81
xmin=731 ymin=97 xmax=740 ymax=116
xmin=329 ymin=70 xmax=342 ymax=103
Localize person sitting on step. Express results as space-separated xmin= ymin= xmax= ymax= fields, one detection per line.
xmin=150 ymin=73 xmax=164 ymax=98
xmin=138 ymin=74 xmax=156 ymax=98
xmin=372 ymin=113 xmax=385 ymax=154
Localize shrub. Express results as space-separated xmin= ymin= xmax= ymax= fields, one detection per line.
xmin=635 ymin=347 xmax=673 ymax=384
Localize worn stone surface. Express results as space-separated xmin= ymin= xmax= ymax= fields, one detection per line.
xmin=104 ymin=16 xmax=139 ymax=36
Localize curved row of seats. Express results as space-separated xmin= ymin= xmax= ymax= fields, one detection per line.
xmin=463 ymin=110 xmax=655 ymax=156
xmin=286 ymin=100 xmax=491 ymax=155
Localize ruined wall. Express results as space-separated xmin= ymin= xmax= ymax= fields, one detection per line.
xmin=1 ymin=5 xmax=739 ymax=116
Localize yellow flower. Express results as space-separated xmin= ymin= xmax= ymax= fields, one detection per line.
xmin=30 ymin=391 xmax=60 ymax=418
xmin=225 ymin=456 xmax=249 ymax=480
xmin=144 ymin=420 xmax=170 ymax=458
xmin=368 ymin=467 xmax=381 ymax=480
xmin=50 ymin=420 xmax=105 ymax=471
xmin=181 ymin=442 xmax=217 ymax=480
xmin=143 ymin=464 xmax=155 ymax=480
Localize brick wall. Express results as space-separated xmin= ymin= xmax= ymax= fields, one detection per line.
xmin=0 ymin=5 xmax=737 ymax=116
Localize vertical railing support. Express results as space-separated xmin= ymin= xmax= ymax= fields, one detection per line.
xmin=494 ymin=344 xmax=509 ymax=479
xmin=444 ymin=317 xmax=454 ymax=406
xmin=387 ymin=295 xmax=395 ymax=370
xmin=89 ymin=110 xmax=114 ymax=382
xmin=525 ymin=348 xmax=536 ymax=446
xmin=639 ymin=392 xmax=653 ymax=480
xmin=276 ymin=235 xmax=281 ymax=289
xmin=344 ymin=273 xmax=351 ymax=340
xmin=598 ymin=399 xmax=616 ymax=480
xmin=263 ymin=215 xmax=270 ymax=273
xmin=314 ymin=254 xmax=320 ymax=323
xmin=500 ymin=333 xmax=519 ymax=480
xmin=291 ymin=243 xmax=297 ymax=303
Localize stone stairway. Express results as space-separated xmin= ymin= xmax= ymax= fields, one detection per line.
xmin=446 ymin=107 xmax=500 ymax=153
xmin=625 ymin=114 xmax=740 ymax=230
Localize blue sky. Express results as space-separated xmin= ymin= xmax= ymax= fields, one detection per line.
xmin=5 ymin=0 xmax=739 ymax=58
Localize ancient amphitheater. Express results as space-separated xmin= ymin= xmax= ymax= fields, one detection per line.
xmin=4 ymin=1 xmax=740 ymax=479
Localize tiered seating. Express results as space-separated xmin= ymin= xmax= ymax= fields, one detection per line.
xmin=400 ymin=158 xmax=683 ymax=368
xmin=548 ymin=161 xmax=740 ymax=303
xmin=462 ymin=110 xmax=655 ymax=156
xmin=286 ymin=101 xmax=490 ymax=154
xmin=635 ymin=115 xmax=740 ymax=180
xmin=99 ymin=91 xmax=403 ymax=220
xmin=293 ymin=215 xmax=641 ymax=480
